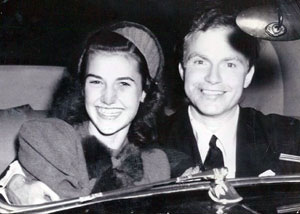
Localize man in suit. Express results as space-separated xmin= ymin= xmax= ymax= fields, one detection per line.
xmin=163 ymin=2 xmax=300 ymax=178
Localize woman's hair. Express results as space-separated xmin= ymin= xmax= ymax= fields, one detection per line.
xmin=49 ymin=28 xmax=164 ymax=147
xmin=78 ymin=30 xmax=150 ymax=89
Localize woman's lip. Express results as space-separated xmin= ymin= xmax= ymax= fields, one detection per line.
xmin=96 ymin=107 xmax=123 ymax=119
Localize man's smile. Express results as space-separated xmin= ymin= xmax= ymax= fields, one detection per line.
xmin=201 ymin=89 xmax=226 ymax=96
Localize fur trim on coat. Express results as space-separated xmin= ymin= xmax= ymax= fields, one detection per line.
xmin=82 ymin=136 xmax=144 ymax=193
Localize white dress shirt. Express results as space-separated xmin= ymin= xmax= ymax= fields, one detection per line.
xmin=188 ymin=106 xmax=239 ymax=178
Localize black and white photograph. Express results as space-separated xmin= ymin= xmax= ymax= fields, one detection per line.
xmin=0 ymin=0 xmax=300 ymax=213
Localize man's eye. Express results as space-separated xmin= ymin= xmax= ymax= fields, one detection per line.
xmin=194 ymin=60 xmax=204 ymax=65
xmin=227 ymin=63 xmax=236 ymax=68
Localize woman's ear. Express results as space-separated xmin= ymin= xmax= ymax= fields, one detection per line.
xmin=140 ymin=91 xmax=147 ymax=102
xmin=81 ymin=85 xmax=85 ymax=96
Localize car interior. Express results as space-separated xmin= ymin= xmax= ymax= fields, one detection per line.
xmin=0 ymin=38 xmax=300 ymax=175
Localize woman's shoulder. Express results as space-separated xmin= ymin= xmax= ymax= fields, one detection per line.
xmin=20 ymin=118 xmax=74 ymax=133
xmin=142 ymin=146 xmax=194 ymax=178
xmin=141 ymin=147 xmax=169 ymax=163
xmin=139 ymin=147 xmax=171 ymax=182
xmin=18 ymin=118 xmax=90 ymax=198
xmin=18 ymin=118 xmax=83 ymax=152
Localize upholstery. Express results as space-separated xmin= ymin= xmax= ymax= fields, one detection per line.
xmin=0 ymin=66 xmax=66 ymax=173
xmin=241 ymin=39 xmax=300 ymax=118
xmin=241 ymin=40 xmax=284 ymax=115
xmin=0 ymin=40 xmax=300 ymax=174
xmin=272 ymin=40 xmax=300 ymax=117
xmin=0 ymin=105 xmax=47 ymax=173
xmin=0 ymin=65 xmax=66 ymax=110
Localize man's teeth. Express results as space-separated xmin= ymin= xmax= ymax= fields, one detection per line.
xmin=201 ymin=89 xmax=224 ymax=95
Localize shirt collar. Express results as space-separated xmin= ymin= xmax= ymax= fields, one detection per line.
xmin=188 ymin=106 xmax=240 ymax=139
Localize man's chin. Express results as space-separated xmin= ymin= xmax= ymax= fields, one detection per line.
xmin=201 ymin=111 xmax=225 ymax=118
xmin=194 ymin=106 xmax=226 ymax=118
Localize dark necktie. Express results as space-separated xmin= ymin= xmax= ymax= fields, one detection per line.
xmin=203 ymin=135 xmax=224 ymax=171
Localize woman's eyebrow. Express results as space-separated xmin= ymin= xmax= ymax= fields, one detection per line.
xmin=85 ymin=74 xmax=135 ymax=82
xmin=117 ymin=77 xmax=135 ymax=82
xmin=85 ymin=74 xmax=102 ymax=79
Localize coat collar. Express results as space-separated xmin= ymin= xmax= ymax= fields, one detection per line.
xmin=171 ymin=105 xmax=202 ymax=166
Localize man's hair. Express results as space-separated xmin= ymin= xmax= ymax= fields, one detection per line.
xmin=49 ymin=28 xmax=165 ymax=147
xmin=179 ymin=0 xmax=260 ymax=68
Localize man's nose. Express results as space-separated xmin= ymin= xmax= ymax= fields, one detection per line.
xmin=101 ymin=86 xmax=116 ymax=105
xmin=204 ymin=66 xmax=222 ymax=84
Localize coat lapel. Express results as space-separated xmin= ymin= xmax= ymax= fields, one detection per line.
xmin=236 ymin=108 xmax=277 ymax=177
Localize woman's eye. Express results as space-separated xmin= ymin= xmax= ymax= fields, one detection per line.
xmin=86 ymin=79 xmax=104 ymax=86
xmin=89 ymin=80 xmax=102 ymax=84
xmin=119 ymin=82 xmax=131 ymax=87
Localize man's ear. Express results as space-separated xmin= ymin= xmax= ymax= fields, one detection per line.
xmin=140 ymin=91 xmax=147 ymax=103
xmin=178 ymin=63 xmax=184 ymax=80
xmin=244 ymin=65 xmax=255 ymax=88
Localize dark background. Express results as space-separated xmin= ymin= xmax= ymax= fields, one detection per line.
xmin=0 ymin=0 xmax=199 ymax=65
xmin=0 ymin=0 xmax=273 ymax=107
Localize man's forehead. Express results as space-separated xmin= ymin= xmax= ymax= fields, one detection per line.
xmin=183 ymin=26 xmax=250 ymax=64
xmin=185 ymin=26 xmax=234 ymax=46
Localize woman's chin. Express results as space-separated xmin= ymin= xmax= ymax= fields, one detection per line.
xmin=97 ymin=126 xmax=119 ymax=136
xmin=98 ymin=124 xmax=129 ymax=136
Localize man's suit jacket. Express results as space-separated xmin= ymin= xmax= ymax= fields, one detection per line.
xmin=163 ymin=106 xmax=300 ymax=177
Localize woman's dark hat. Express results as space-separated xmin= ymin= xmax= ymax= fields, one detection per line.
xmin=109 ymin=21 xmax=164 ymax=81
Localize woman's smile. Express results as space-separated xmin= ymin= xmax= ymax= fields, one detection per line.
xmin=85 ymin=53 xmax=144 ymax=136
xmin=96 ymin=106 xmax=124 ymax=120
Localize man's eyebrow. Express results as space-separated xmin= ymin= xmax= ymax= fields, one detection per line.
xmin=223 ymin=57 xmax=244 ymax=63
xmin=186 ymin=53 xmax=208 ymax=62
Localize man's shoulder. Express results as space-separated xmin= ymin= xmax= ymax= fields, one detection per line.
xmin=240 ymin=107 xmax=300 ymax=132
xmin=158 ymin=105 xmax=194 ymax=148
xmin=241 ymin=107 xmax=300 ymax=124
xmin=165 ymin=105 xmax=190 ymax=127
xmin=159 ymin=106 xmax=190 ymax=140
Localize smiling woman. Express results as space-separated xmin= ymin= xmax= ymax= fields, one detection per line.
xmin=84 ymin=53 xmax=146 ymax=145
xmin=1 ymin=21 xmax=171 ymax=206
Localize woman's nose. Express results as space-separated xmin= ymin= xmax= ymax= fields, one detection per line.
xmin=204 ymin=66 xmax=221 ymax=84
xmin=101 ymin=86 xmax=116 ymax=105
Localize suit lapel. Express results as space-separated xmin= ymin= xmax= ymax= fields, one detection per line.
xmin=236 ymin=108 xmax=256 ymax=177
xmin=236 ymin=108 xmax=276 ymax=177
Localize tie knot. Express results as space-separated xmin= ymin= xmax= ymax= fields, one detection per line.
xmin=209 ymin=135 xmax=218 ymax=148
